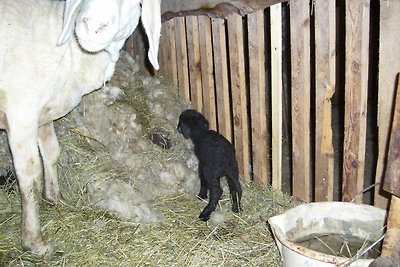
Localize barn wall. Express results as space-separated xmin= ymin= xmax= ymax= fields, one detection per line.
xmin=126 ymin=0 xmax=399 ymax=207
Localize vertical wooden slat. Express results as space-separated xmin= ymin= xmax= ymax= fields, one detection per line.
xmin=342 ymin=0 xmax=370 ymax=203
xmin=375 ymin=1 xmax=400 ymax=209
xmin=212 ymin=18 xmax=232 ymax=142
xmin=160 ymin=23 xmax=170 ymax=77
xmin=227 ymin=13 xmax=251 ymax=183
xmin=270 ymin=4 xmax=283 ymax=190
xmin=186 ymin=16 xmax=203 ymax=111
xmin=198 ymin=16 xmax=217 ymax=131
xmin=314 ymin=0 xmax=335 ymax=201
xmin=174 ymin=17 xmax=190 ymax=104
xmin=383 ymin=76 xmax=400 ymax=198
xmin=289 ymin=1 xmax=311 ymax=201
xmin=166 ymin=19 xmax=178 ymax=86
xmin=248 ymin=11 xmax=269 ymax=186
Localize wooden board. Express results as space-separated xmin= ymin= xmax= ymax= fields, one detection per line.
xmin=166 ymin=19 xmax=178 ymax=85
xmin=198 ymin=16 xmax=217 ymax=131
xmin=383 ymin=76 xmax=400 ymax=198
xmin=211 ymin=18 xmax=232 ymax=142
xmin=270 ymin=4 xmax=283 ymax=190
xmin=375 ymin=0 xmax=400 ymax=208
xmin=186 ymin=16 xmax=203 ymax=111
xmin=248 ymin=10 xmax=269 ymax=186
xmin=314 ymin=0 xmax=335 ymax=201
xmin=227 ymin=13 xmax=251 ymax=183
xmin=174 ymin=17 xmax=191 ymax=104
xmin=289 ymin=1 xmax=311 ymax=201
xmin=162 ymin=0 xmax=286 ymax=20
xmin=342 ymin=1 xmax=369 ymax=203
xmin=160 ymin=23 xmax=170 ymax=77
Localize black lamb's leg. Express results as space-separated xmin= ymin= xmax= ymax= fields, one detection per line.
xmin=197 ymin=166 xmax=208 ymax=199
xmin=226 ymin=168 xmax=242 ymax=213
xmin=199 ymin=182 xmax=223 ymax=221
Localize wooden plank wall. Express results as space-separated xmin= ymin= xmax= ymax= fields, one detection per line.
xmin=161 ymin=14 xmax=256 ymax=184
xmin=128 ymin=0 xmax=393 ymax=206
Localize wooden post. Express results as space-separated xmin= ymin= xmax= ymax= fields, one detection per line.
xmin=375 ymin=0 xmax=400 ymax=209
xmin=381 ymin=79 xmax=400 ymax=255
xmin=211 ymin=18 xmax=232 ymax=143
xmin=248 ymin=10 xmax=269 ymax=186
xmin=381 ymin=196 xmax=400 ymax=257
xmin=270 ymin=4 xmax=283 ymax=190
xmin=186 ymin=16 xmax=203 ymax=112
xmin=382 ymin=76 xmax=400 ymax=198
xmin=227 ymin=13 xmax=251 ymax=183
xmin=198 ymin=16 xmax=217 ymax=131
xmin=174 ymin=17 xmax=190 ymax=104
xmin=342 ymin=0 xmax=370 ymax=203
xmin=372 ymin=74 xmax=400 ymax=264
xmin=314 ymin=0 xmax=335 ymax=201
xmin=289 ymin=0 xmax=311 ymax=202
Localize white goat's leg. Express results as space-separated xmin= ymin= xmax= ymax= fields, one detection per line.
xmin=38 ymin=122 xmax=61 ymax=203
xmin=7 ymin=115 xmax=52 ymax=255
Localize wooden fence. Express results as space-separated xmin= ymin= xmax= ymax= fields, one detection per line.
xmin=126 ymin=0 xmax=400 ymax=208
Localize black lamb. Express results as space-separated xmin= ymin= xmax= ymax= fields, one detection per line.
xmin=177 ymin=109 xmax=242 ymax=221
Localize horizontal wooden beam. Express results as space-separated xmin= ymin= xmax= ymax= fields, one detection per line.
xmin=162 ymin=0 xmax=287 ymax=21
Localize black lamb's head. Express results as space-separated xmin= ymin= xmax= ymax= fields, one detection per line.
xmin=177 ymin=109 xmax=209 ymax=139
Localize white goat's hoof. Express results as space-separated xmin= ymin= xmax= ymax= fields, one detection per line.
xmin=44 ymin=191 xmax=61 ymax=204
xmin=23 ymin=239 xmax=54 ymax=255
xmin=45 ymin=196 xmax=60 ymax=205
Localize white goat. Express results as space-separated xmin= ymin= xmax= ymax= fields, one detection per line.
xmin=0 ymin=0 xmax=160 ymax=255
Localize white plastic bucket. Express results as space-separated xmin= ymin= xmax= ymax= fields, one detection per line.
xmin=268 ymin=202 xmax=386 ymax=267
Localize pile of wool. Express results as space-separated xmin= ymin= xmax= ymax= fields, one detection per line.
xmin=56 ymin=51 xmax=203 ymax=223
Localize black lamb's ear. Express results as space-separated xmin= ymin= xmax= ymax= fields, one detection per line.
xmin=180 ymin=123 xmax=192 ymax=139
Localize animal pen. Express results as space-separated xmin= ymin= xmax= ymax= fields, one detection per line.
xmin=128 ymin=0 xmax=399 ymax=208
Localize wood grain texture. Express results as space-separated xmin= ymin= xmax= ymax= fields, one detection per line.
xmin=289 ymin=0 xmax=311 ymax=202
xmin=166 ymin=19 xmax=178 ymax=86
xmin=162 ymin=0 xmax=287 ymax=20
xmin=211 ymin=18 xmax=232 ymax=142
xmin=227 ymin=13 xmax=250 ymax=183
xmin=314 ymin=0 xmax=335 ymax=201
xmin=375 ymin=0 xmax=400 ymax=208
xmin=248 ymin=10 xmax=269 ymax=186
xmin=342 ymin=0 xmax=369 ymax=203
xmin=174 ymin=17 xmax=191 ymax=104
xmin=271 ymin=4 xmax=283 ymax=190
xmin=186 ymin=16 xmax=203 ymax=111
xmin=198 ymin=16 xmax=217 ymax=131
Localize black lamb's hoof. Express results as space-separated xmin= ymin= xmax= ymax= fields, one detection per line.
xmin=197 ymin=193 xmax=207 ymax=200
xmin=232 ymin=206 xmax=243 ymax=213
xmin=199 ymin=212 xmax=210 ymax=222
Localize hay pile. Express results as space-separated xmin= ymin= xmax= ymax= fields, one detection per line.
xmin=0 ymin=52 xmax=296 ymax=266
